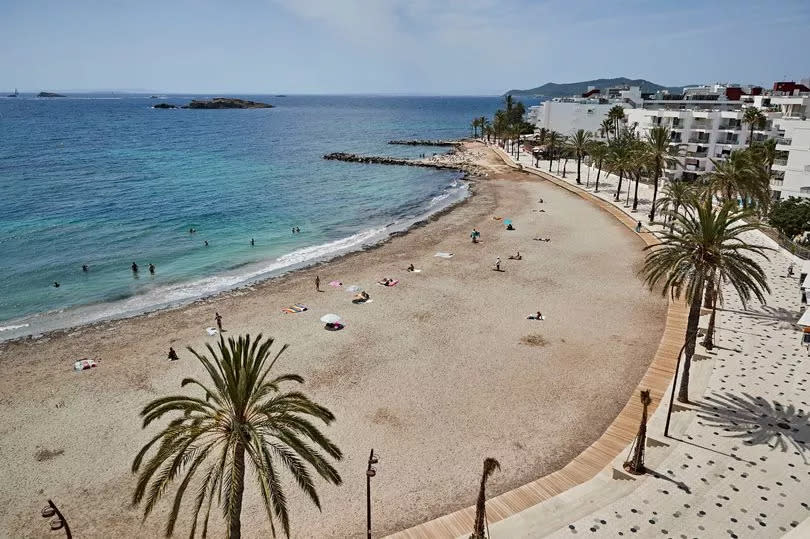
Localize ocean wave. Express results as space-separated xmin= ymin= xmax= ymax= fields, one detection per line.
xmin=0 ymin=323 xmax=30 ymax=332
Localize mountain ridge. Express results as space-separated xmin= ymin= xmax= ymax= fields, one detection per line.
xmin=505 ymin=77 xmax=687 ymax=98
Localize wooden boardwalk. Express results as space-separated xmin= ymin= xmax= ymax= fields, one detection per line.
xmin=386 ymin=147 xmax=688 ymax=539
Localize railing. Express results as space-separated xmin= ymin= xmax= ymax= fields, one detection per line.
xmin=758 ymin=225 xmax=810 ymax=260
xmin=718 ymin=124 xmax=741 ymax=131
xmin=773 ymin=158 xmax=788 ymax=167
xmin=686 ymin=151 xmax=708 ymax=158
xmin=688 ymin=137 xmax=711 ymax=144
xmin=777 ymin=137 xmax=793 ymax=146
xmin=716 ymin=138 xmax=739 ymax=145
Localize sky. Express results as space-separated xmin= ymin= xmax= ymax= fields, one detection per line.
xmin=2 ymin=0 xmax=810 ymax=95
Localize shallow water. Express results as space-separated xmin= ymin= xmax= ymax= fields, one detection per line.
xmin=0 ymin=94 xmax=521 ymax=338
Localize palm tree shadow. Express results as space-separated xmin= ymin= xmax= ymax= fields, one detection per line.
xmin=719 ymin=305 xmax=799 ymax=328
xmin=696 ymin=392 xmax=810 ymax=464
xmin=646 ymin=468 xmax=691 ymax=494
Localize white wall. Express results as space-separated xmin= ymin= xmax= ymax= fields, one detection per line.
xmin=529 ymin=102 xmax=620 ymax=136
xmin=773 ymin=119 xmax=810 ymax=199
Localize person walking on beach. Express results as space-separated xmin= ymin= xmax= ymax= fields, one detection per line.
xmin=494 ymin=256 xmax=501 ymax=271
xmin=315 ymin=275 xmax=321 ymax=292
xmin=131 ymin=261 xmax=138 ymax=273
xmin=148 ymin=263 xmax=156 ymax=275
xmin=471 ymin=228 xmax=480 ymax=243
xmin=215 ymin=312 xmax=223 ymax=331
xmin=635 ymin=221 xmax=642 ymax=233
xmin=167 ymin=347 xmax=179 ymax=361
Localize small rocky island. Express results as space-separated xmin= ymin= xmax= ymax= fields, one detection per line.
xmin=37 ymin=92 xmax=66 ymax=98
xmin=180 ymin=97 xmax=273 ymax=109
xmin=152 ymin=103 xmax=177 ymax=109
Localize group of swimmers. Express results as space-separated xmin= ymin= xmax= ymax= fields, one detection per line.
xmin=53 ymin=261 xmax=156 ymax=287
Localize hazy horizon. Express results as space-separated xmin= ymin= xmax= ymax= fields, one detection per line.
xmin=3 ymin=0 xmax=810 ymax=95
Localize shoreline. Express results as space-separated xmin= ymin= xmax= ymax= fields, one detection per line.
xmin=0 ymin=159 xmax=475 ymax=346
xmin=0 ymin=143 xmax=668 ymax=538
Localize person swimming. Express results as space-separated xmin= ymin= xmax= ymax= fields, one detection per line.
xmin=53 ymin=281 xmax=60 ymax=288
xmin=250 ymin=238 xmax=255 ymax=246
xmin=148 ymin=263 xmax=156 ymax=275
xmin=82 ymin=264 xmax=89 ymax=272
xmin=204 ymin=240 xmax=209 ymax=247
xmin=131 ymin=262 xmax=138 ymax=273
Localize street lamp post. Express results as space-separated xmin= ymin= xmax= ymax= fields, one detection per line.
xmin=664 ymin=342 xmax=687 ymax=438
xmin=366 ymin=449 xmax=379 ymax=539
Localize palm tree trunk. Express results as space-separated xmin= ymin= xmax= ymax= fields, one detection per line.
xmin=615 ymin=171 xmax=624 ymax=201
xmin=562 ymin=158 xmax=568 ymax=177
xmin=679 ymin=275 xmax=705 ymax=403
xmin=548 ymin=154 xmax=553 ymax=172
xmin=649 ymin=169 xmax=660 ymax=223
xmin=702 ymin=294 xmax=717 ymax=350
xmin=703 ymin=274 xmax=714 ymax=309
xmin=595 ymin=160 xmax=602 ymax=192
xmin=576 ymin=155 xmax=582 ymax=184
xmin=228 ymin=441 xmax=246 ymax=539
xmin=632 ymin=173 xmax=640 ymax=210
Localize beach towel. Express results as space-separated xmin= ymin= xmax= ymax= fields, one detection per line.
xmin=435 ymin=252 xmax=454 ymax=258
xmin=411 ymin=269 xmax=422 ymax=273
xmin=492 ymin=216 xmax=502 ymax=220
xmin=206 ymin=327 xmax=218 ymax=336
xmin=352 ymin=298 xmax=374 ymax=304
xmin=74 ymin=359 xmax=97 ymax=371
xmin=329 ymin=280 xmax=342 ymax=287
xmin=281 ymin=303 xmax=308 ymax=314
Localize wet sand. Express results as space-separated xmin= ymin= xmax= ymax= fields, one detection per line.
xmin=0 ymin=143 xmax=667 ymax=538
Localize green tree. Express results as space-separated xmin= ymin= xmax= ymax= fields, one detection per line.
xmin=470 ymin=458 xmax=500 ymax=539
xmin=641 ymin=199 xmax=770 ymax=402
xmin=646 ymin=126 xmax=680 ymax=222
xmin=606 ymin=133 xmax=634 ymax=202
xmin=568 ymin=129 xmax=593 ymax=185
xmin=132 ymin=334 xmax=343 ymax=538
xmin=471 ymin=119 xmax=479 ymax=138
xmin=769 ymin=196 xmax=810 ymax=238
xmin=600 ymin=118 xmax=614 ymax=142
xmin=655 ymin=179 xmax=695 ymax=232
xmin=587 ymin=141 xmax=608 ymax=191
xmin=753 ymin=138 xmax=777 ymax=176
xmin=547 ymin=131 xmax=560 ymax=172
xmin=743 ymin=107 xmax=766 ymax=148
xmin=608 ymin=105 xmax=625 ymax=135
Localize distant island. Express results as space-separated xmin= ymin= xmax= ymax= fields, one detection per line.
xmin=181 ymin=97 xmax=273 ymax=109
xmin=504 ymin=77 xmax=687 ymax=98
xmin=37 ymin=92 xmax=66 ymax=98
xmin=152 ymin=103 xmax=177 ymax=109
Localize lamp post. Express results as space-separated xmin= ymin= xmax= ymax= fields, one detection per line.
xmin=366 ymin=449 xmax=379 ymax=539
xmin=664 ymin=342 xmax=687 ymax=438
xmin=41 ymin=499 xmax=71 ymax=539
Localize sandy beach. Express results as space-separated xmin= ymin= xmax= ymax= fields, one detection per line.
xmin=0 ymin=143 xmax=667 ymax=538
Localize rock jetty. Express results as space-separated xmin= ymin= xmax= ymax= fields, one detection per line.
xmin=181 ymin=98 xmax=273 ymax=109
xmin=387 ymin=140 xmax=459 ymax=146
xmin=152 ymin=103 xmax=177 ymax=109
xmin=323 ymin=152 xmax=464 ymax=171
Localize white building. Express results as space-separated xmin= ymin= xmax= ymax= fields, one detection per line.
xmin=768 ymin=95 xmax=810 ymax=199
xmin=624 ymin=107 xmax=781 ymax=182
xmin=526 ymin=86 xmax=640 ymax=136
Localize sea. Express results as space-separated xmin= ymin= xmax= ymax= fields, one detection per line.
xmin=0 ymin=94 xmax=527 ymax=340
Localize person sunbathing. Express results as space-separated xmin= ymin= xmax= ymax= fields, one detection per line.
xmin=353 ymin=291 xmax=370 ymax=303
xmin=325 ymin=322 xmax=345 ymax=331
xmin=407 ymin=264 xmax=415 ymax=272
xmin=506 ymin=223 xmax=515 ymax=230
xmin=378 ymin=278 xmax=393 ymax=286
xmin=508 ymin=251 xmax=522 ymax=260
xmin=533 ymin=237 xmax=551 ymax=242
xmin=527 ymin=311 xmax=543 ymax=320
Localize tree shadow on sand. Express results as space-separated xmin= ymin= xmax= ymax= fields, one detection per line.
xmin=696 ymin=392 xmax=810 ymax=463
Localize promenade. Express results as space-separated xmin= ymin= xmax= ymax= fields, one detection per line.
xmin=392 ymin=143 xmax=810 ymax=538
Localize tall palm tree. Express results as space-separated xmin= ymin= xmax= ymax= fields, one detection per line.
xmin=470 ymin=458 xmax=501 ymax=539
xmin=641 ymin=199 xmax=770 ymax=402
xmin=471 ymin=119 xmax=479 ymax=138
xmin=608 ymin=105 xmax=625 ymax=135
xmin=753 ymin=138 xmax=777 ymax=176
xmin=606 ymin=134 xmax=633 ymax=201
xmin=707 ymin=149 xmax=769 ymax=210
xmin=547 ymin=131 xmax=560 ymax=172
xmin=479 ymin=116 xmax=487 ymax=141
xmin=568 ymin=129 xmax=592 ymax=185
xmin=600 ymin=118 xmax=614 ymax=142
xmin=646 ymin=126 xmax=680 ymax=222
xmin=628 ymin=140 xmax=649 ymax=211
xmin=655 ymin=179 xmax=694 ymax=232
xmin=587 ymin=141 xmax=608 ymax=191
xmin=743 ymin=107 xmax=766 ymax=148
xmin=132 ymin=334 xmax=343 ymax=538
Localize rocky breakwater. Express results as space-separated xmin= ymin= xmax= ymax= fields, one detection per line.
xmin=388 ymin=139 xmax=460 ymax=146
xmin=181 ymin=97 xmax=274 ymax=109
xmin=323 ymin=150 xmax=485 ymax=177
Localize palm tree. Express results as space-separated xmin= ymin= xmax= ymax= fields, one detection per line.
xmin=568 ymin=129 xmax=592 ymax=185
xmin=641 ymin=199 xmax=770 ymax=402
xmin=600 ymin=118 xmax=614 ymax=142
xmin=561 ymin=146 xmax=571 ymax=177
xmin=743 ymin=107 xmax=766 ymax=147
xmin=547 ymin=131 xmax=560 ymax=172
xmin=479 ymin=116 xmax=487 ymax=141
xmin=132 ymin=334 xmax=343 ymax=538
xmin=753 ymin=138 xmax=777 ymax=176
xmin=608 ymin=105 xmax=625 ymax=135
xmin=707 ymin=149 xmax=769 ymax=210
xmin=606 ymin=134 xmax=633 ymax=201
xmin=655 ymin=179 xmax=694 ymax=232
xmin=470 ymin=458 xmax=501 ymax=539
xmin=646 ymin=126 xmax=680 ymax=222
xmin=588 ymin=141 xmax=608 ymax=191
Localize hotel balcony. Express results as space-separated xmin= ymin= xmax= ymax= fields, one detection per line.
xmin=691 ymin=121 xmax=713 ymax=130
xmin=770 ymin=178 xmax=784 ymax=189
xmin=688 ymin=136 xmax=711 ymax=144
xmin=716 ymin=137 xmax=740 ymax=145
xmin=718 ymin=123 xmax=741 ymax=131
xmin=776 ymin=137 xmax=792 ymax=151
xmin=686 ymin=149 xmax=708 ymax=158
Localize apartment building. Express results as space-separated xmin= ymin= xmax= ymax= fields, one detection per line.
xmin=526 ymin=86 xmax=640 ymax=136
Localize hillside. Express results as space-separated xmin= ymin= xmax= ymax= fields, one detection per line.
xmin=505 ymin=77 xmax=685 ymax=98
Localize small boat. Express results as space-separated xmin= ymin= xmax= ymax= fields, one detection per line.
xmin=7 ymin=88 xmax=18 ymax=98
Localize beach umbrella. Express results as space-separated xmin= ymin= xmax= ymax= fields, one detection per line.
xmin=504 ymin=219 xmax=512 ymax=225
xmin=320 ymin=313 xmax=342 ymax=324
xmin=346 ymin=285 xmax=363 ymax=293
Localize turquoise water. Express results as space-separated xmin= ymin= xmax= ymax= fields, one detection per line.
xmin=0 ymin=95 xmax=516 ymax=339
